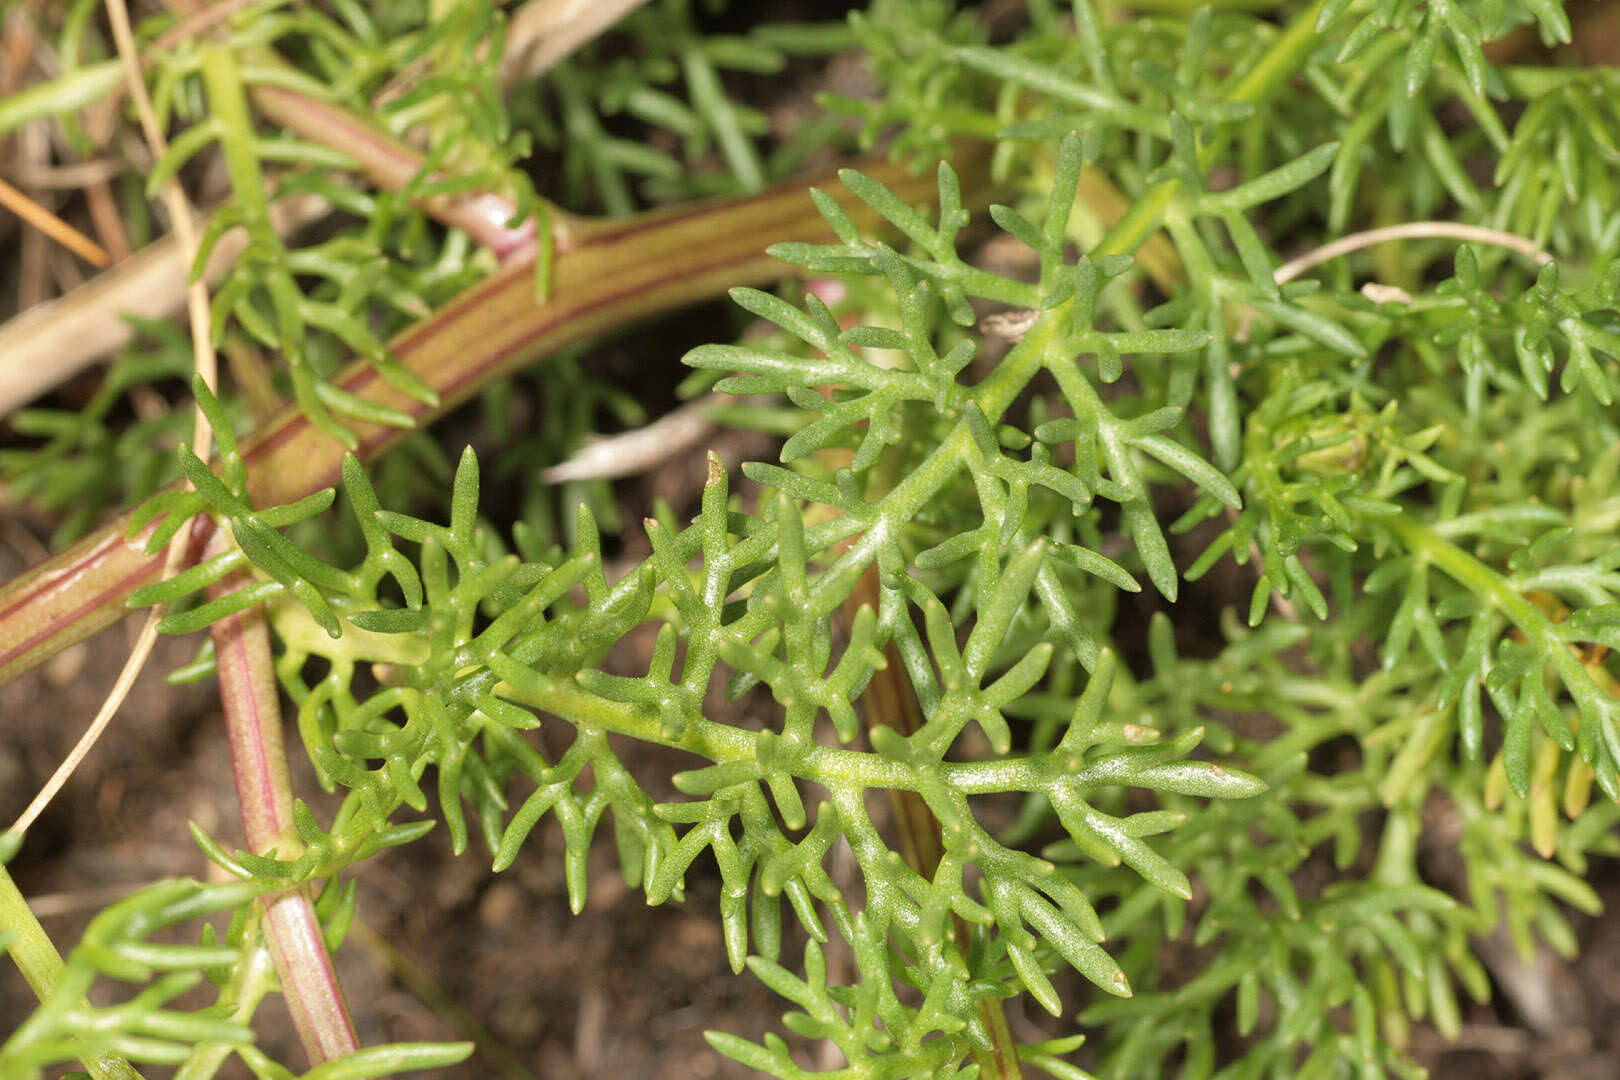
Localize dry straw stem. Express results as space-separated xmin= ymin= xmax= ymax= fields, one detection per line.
xmin=2 ymin=11 xmax=228 ymax=1080
xmin=1227 ymin=220 xmax=1552 ymax=344
xmin=1273 ymin=221 xmax=1552 ymax=284
xmin=6 ymin=0 xmax=225 ymax=842
xmin=0 ymin=175 xmax=110 ymax=267
xmin=0 ymin=189 xmax=329 ymax=420
xmin=540 ymin=395 xmax=737 ymax=482
xmin=498 ymin=0 xmax=655 ymax=85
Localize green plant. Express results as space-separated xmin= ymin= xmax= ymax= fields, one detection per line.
xmin=1 ymin=1 xmax=1618 ymax=1078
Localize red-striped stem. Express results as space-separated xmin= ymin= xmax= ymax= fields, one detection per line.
xmin=211 ymin=568 xmax=359 ymax=1065
xmin=246 ymin=81 xmax=544 ymax=262
xmin=0 ymin=153 xmax=961 ymax=686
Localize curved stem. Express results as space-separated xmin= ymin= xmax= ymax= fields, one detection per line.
xmin=1273 ymin=221 xmax=1550 ymax=284
xmin=0 ymin=152 xmax=971 ymax=686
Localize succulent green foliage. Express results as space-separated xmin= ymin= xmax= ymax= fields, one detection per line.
xmin=0 ymin=880 xmax=258 ymax=1078
xmin=1317 ymin=0 xmax=1570 ymax=101
xmin=120 ymin=149 xmax=1278 ymax=1076
xmin=1435 ymin=250 xmax=1620 ymax=407
xmin=127 ymin=378 xmax=419 ymax=639
xmin=0 ymin=875 xmax=470 ymax=1080
xmin=848 ymin=0 xmax=1620 ymax=808
xmin=825 ymin=0 xmax=993 ymax=163
xmin=15 ymin=1 xmax=1620 ymax=1078
xmin=1490 ymin=67 xmax=1620 ymax=248
xmin=123 ymin=9 xmax=1620 ymax=1060
xmin=740 ymin=139 xmax=1234 ymax=611
xmin=1165 ymin=299 xmax=1620 ymax=795
xmin=1035 ymin=610 xmax=1620 ymax=1080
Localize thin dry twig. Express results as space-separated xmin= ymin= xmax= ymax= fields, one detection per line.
xmin=1230 ymin=221 xmax=1549 ymax=345
xmin=498 ymin=0 xmax=655 ymax=85
xmin=5 ymin=158 xmax=126 ymax=188
xmin=979 ymin=308 xmax=1041 ymax=340
xmin=15 ymin=124 xmax=51 ymax=313
xmin=0 ymin=176 xmax=110 ymax=267
xmin=8 ymin=0 xmax=221 ymax=840
xmin=540 ymin=395 xmax=734 ymax=483
xmin=1273 ymin=221 xmax=1552 ymax=284
xmin=47 ymin=240 xmax=87 ymax=293
xmin=83 ymin=179 xmax=132 ymax=263
xmin=1359 ymin=281 xmax=1414 ymax=305
xmin=0 ymin=189 xmax=329 ymax=418
xmin=106 ymin=0 xmax=220 ymax=419
xmin=0 ymin=9 xmax=32 ymax=117
xmin=83 ymin=0 xmax=280 ymax=139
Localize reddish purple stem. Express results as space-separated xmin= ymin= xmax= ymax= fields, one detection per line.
xmin=247 ymin=84 xmax=542 ymax=260
xmin=211 ymin=572 xmax=359 ymax=1065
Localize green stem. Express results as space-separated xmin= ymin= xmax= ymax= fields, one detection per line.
xmin=0 ymin=865 xmax=142 ymax=1080
xmin=1224 ymin=0 xmax=1329 ymax=108
xmin=0 ymin=866 xmax=65 ymax=1018
xmin=199 ymin=48 xmax=278 ymax=254
xmin=1382 ymin=514 xmax=1620 ymax=767
xmin=491 ymin=677 xmax=1132 ymax=798
xmin=173 ymin=924 xmax=277 ymax=1080
xmin=1382 ymin=518 xmax=1551 ymax=632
